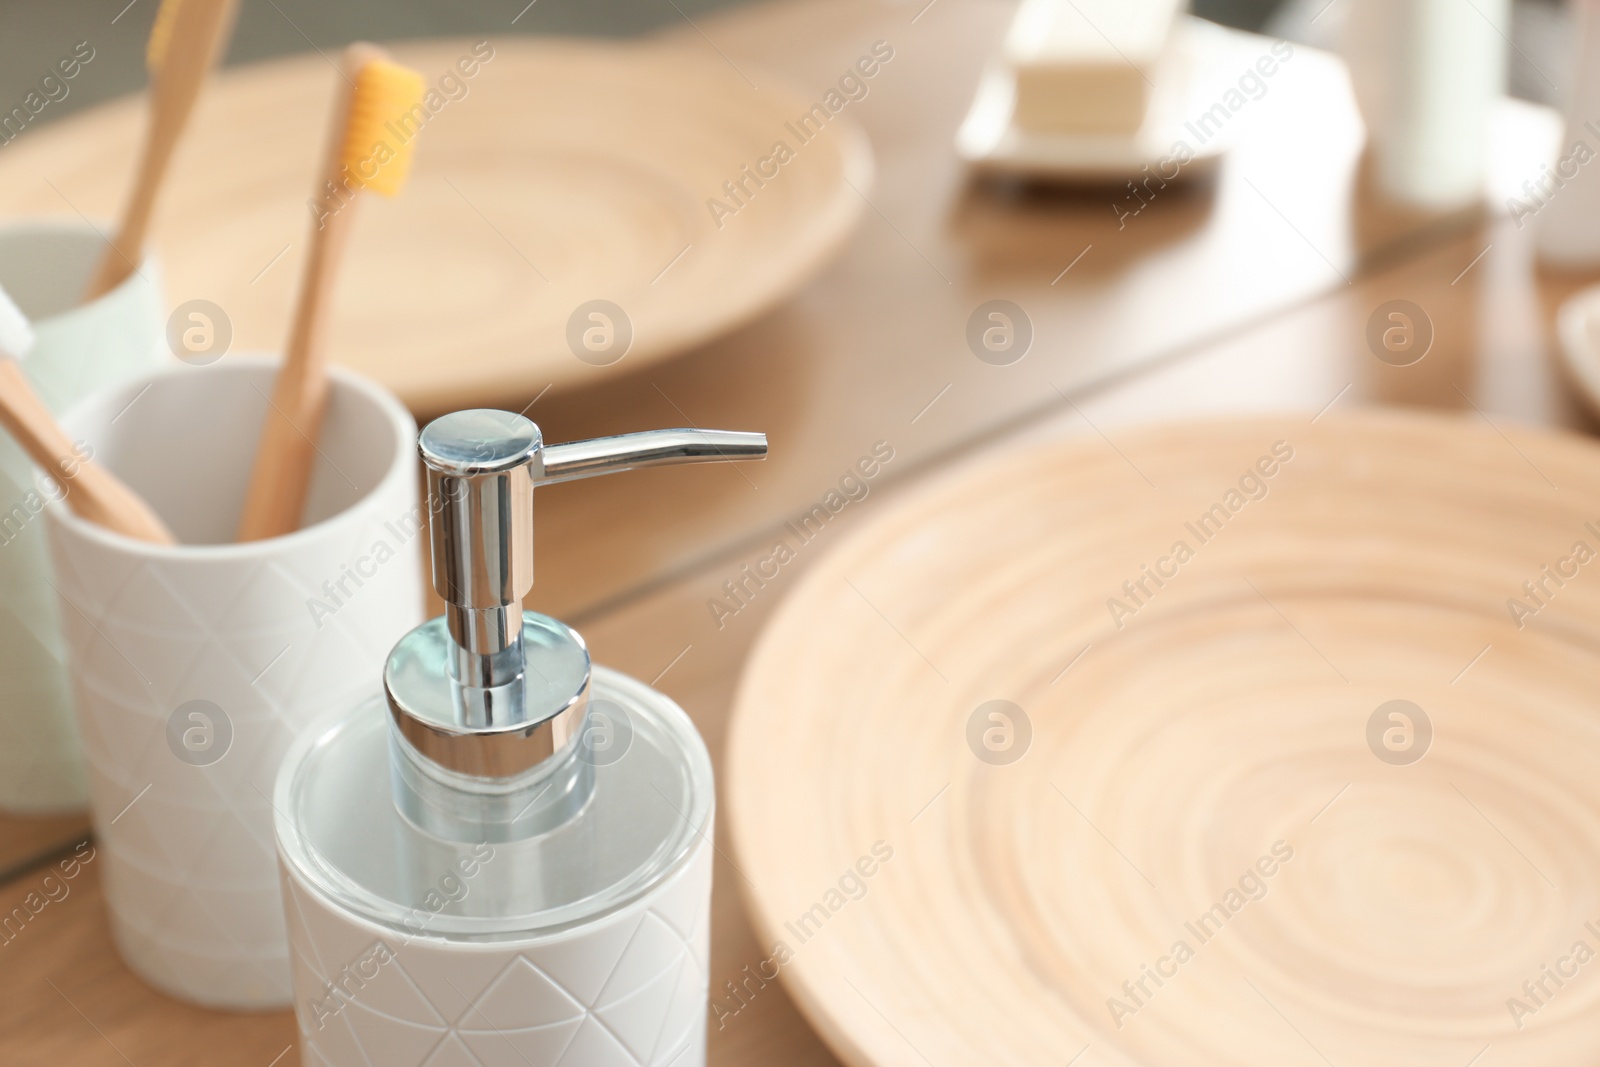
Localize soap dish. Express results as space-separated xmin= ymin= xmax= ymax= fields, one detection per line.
xmin=956 ymin=16 xmax=1260 ymax=182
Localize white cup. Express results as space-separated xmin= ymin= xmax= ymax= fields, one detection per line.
xmin=0 ymin=219 xmax=166 ymax=814
xmin=44 ymin=357 xmax=425 ymax=1010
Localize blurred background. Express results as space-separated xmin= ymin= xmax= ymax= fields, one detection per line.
xmin=0 ymin=0 xmax=1577 ymax=120
xmin=4 ymin=0 xmax=1600 ymax=1064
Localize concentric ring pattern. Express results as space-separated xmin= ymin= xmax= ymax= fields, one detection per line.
xmin=728 ymin=412 xmax=1600 ymax=1067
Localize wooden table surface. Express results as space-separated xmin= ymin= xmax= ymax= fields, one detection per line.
xmin=2 ymin=0 xmax=1596 ymax=1063
xmin=509 ymin=0 xmax=1568 ymax=626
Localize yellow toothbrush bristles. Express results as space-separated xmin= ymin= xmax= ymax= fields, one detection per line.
xmin=145 ymin=0 xmax=183 ymax=73
xmin=341 ymin=60 xmax=428 ymax=197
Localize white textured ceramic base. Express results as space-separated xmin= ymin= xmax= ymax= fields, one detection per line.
xmin=0 ymin=220 xmax=165 ymax=813
xmin=281 ymin=834 xmax=712 ymax=1067
xmin=44 ymin=358 xmax=424 ymax=1009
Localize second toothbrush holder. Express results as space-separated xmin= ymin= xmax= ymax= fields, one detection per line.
xmin=43 ymin=356 xmax=425 ymax=1010
xmin=0 ymin=218 xmax=167 ymax=814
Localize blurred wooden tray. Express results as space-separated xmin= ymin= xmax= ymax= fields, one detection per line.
xmin=0 ymin=38 xmax=871 ymax=411
xmin=729 ymin=411 xmax=1600 ymax=1066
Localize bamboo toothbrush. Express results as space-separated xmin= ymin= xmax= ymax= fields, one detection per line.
xmin=0 ymin=287 xmax=175 ymax=544
xmin=235 ymin=45 xmax=425 ymax=542
xmin=82 ymin=0 xmax=239 ymax=301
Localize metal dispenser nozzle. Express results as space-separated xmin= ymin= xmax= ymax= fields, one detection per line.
xmin=383 ymin=409 xmax=767 ymax=841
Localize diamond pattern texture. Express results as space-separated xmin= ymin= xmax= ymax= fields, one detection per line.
xmin=0 ymin=258 xmax=164 ymax=813
xmin=282 ymin=835 xmax=712 ymax=1067
xmin=44 ymin=463 xmax=423 ymax=1009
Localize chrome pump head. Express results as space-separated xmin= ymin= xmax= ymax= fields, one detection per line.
xmin=383 ymin=409 xmax=767 ymax=841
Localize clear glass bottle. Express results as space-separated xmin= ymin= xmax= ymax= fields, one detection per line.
xmin=274 ymin=410 xmax=765 ymax=1067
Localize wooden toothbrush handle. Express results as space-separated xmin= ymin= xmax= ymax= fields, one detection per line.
xmin=82 ymin=136 xmax=163 ymax=300
xmin=235 ymin=43 xmax=384 ymax=543
xmin=83 ymin=0 xmax=238 ymax=301
xmin=0 ymin=361 xmax=175 ymax=544
xmin=233 ymin=197 xmax=358 ymax=542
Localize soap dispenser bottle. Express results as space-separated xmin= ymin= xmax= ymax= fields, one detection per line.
xmin=274 ymin=409 xmax=765 ymax=1067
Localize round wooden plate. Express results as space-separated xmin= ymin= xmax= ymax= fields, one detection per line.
xmin=728 ymin=411 xmax=1600 ymax=1066
xmin=0 ymin=39 xmax=871 ymax=410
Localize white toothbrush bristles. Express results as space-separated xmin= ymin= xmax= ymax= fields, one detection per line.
xmin=0 ymin=285 xmax=35 ymax=361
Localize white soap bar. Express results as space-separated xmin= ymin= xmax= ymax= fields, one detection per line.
xmin=1004 ymin=0 xmax=1185 ymax=134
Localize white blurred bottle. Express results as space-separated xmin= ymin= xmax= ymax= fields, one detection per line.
xmin=1537 ymin=0 xmax=1600 ymax=268
xmin=1345 ymin=0 xmax=1510 ymax=211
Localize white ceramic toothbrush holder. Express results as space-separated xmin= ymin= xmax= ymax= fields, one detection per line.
xmin=43 ymin=356 xmax=425 ymax=1010
xmin=0 ymin=218 xmax=167 ymax=815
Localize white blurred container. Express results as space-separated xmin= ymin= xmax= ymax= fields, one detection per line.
xmin=1345 ymin=0 xmax=1510 ymax=210
xmin=43 ymin=357 xmax=424 ymax=1009
xmin=1537 ymin=0 xmax=1600 ymax=267
xmin=0 ymin=219 xmax=166 ymax=814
